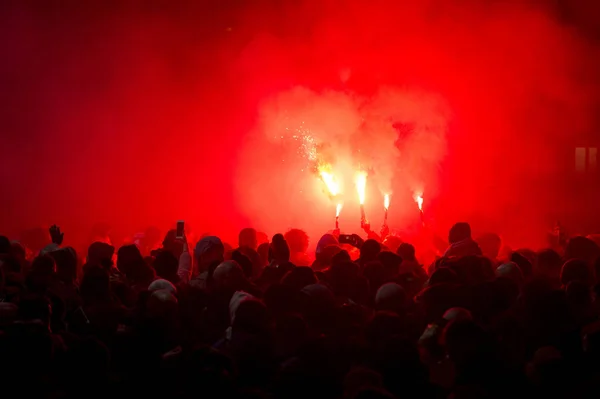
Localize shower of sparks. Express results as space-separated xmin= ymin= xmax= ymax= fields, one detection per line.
xmin=279 ymin=120 xmax=319 ymax=166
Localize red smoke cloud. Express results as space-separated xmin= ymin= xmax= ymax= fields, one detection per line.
xmin=0 ymin=1 xmax=599 ymax=249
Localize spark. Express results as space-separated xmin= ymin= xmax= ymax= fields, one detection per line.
xmin=384 ymin=194 xmax=390 ymax=210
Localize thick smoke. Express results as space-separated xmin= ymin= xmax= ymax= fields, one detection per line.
xmin=236 ymin=85 xmax=449 ymax=236
xmin=0 ymin=1 xmax=599 ymax=249
xmin=233 ymin=0 xmax=600 ymax=247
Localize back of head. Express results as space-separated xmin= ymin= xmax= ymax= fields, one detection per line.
xmin=396 ymin=243 xmax=416 ymax=262
xmin=18 ymin=294 xmax=51 ymax=326
xmin=269 ymin=234 xmax=290 ymax=264
xmin=0 ymin=236 xmax=11 ymax=255
xmin=80 ymin=265 xmax=110 ymax=304
xmin=281 ymin=266 xmax=317 ymax=291
xmin=213 ymin=260 xmax=245 ymax=291
xmin=496 ymin=262 xmax=524 ymax=285
xmin=87 ymin=242 xmax=115 ymax=270
xmin=316 ymin=234 xmax=339 ymax=257
xmin=194 ymin=236 xmax=225 ymax=268
xmin=511 ymin=251 xmax=533 ymax=278
xmin=152 ymin=250 xmax=179 ymax=282
xmin=560 ymin=258 xmax=592 ymax=287
xmin=117 ymin=244 xmax=143 ymax=274
xmin=239 ymin=228 xmax=258 ymax=250
xmin=360 ymin=239 xmax=381 ymax=263
xmin=375 ymin=283 xmax=406 ymax=313
xmin=442 ymin=319 xmax=489 ymax=366
xmin=475 ymin=232 xmax=502 ymax=260
xmin=232 ymin=298 xmax=269 ymax=334
xmin=50 ymin=247 xmax=77 ymax=283
xmin=148 ymin=278 xmax=177 ymax=295
xmin=284 ymin=229 xmax=309 ymax=253
xmin=565 ymin=236 xmax=600 ymax=265
xmin=449 ymin=222 xmax=472 ymax=244
xmin=537 ymin=249 xmax=562 ymax=277
xmin=231 ymin=250 xmax=253 ymax=278
xmin=31 ymin=254 xmax=55 ymax=276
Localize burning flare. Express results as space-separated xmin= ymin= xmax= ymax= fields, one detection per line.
xmin=336 ymin=203 xmax=343 ymax=217
xmin=355 ymin=171 xmax=368 ymax=205
xmin=318 ymin=165 xmax=340 ymax=197
xmin=414 ymin=193 xmax=424 ymax=211
xmin=384 ymin=194 xmax=390 ymax=210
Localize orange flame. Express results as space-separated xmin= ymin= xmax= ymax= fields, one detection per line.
xmin=319 ymin=166 xmax=340 ymax=197
xmin=336 ymin=203 xmax=343 ymax=217
xmin=384 ymin=194 xmax=390 ymax=210
xmin=355 ymin=171 xmax=367 ymax=205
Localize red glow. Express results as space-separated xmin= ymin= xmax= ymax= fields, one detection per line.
xmin=0 ymin=2 xmax=599 ymax=252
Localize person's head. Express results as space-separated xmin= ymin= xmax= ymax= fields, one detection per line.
xmin=80 ymin=265 xmax=110 ymax=305
xmin=448 ymin=222 xmax=472 ymax=244
xmin=269 ymin=234 xmax=290 ymax=264
xmin=537 ymin=249 xmax=563 ymax=280
xmin=31 ymin=254 xmax=56 ymax=276
xmin=360 ymin=239 xmax=381 ymax=263
xmin=18 ymin=294 xmax=52 ymax=329
xmin=316 ymin=234 xmax=339 ymax=258
xmin=50 ymin=247 xmax=77 ymax=284
xmin=475 ymin=233 xmax=502 ymax=260
xmin=565 ymin=236 xmax=600 ymax=266
xmin=284 ymin=229 xmax=309 ymax=253
xmin=148 ymin=278 xmax=177 ymax=295
xmin=496 ymin=262 xmax=524 ymax=285
xmin=152 ymin=250 xmax=179 ymax=283
xmin=87 ymin=242 xmax=115 ymax=270
xmin=0 ymin=236 xmax=11 ymax=255
xmin=442 ymin=319 xmax=490 ymax=368
xmin=239 ymin=228 xmax=258 ymax=251
xmin=212 ymin=260 xmax=246 ymax=292
xmin=194 ymin=236 xmax=225 ymax=272
xmin=257 ymin=242 xmax=270 ymax=267
xmin=161 ymin=229 xmax=185 ymax=257
xmin=511 ymin=251 xmax=533 ymax=278
xmin=117 ymin=244 xmax=143 ymax=276
xmin=232 ymin=298 xmax=270 ymax=335
xmin=396 ymin=243 xmax=416 ymax=262
xmin=560 ymin=258 xmax=592 ymax=287
xmin=375 ymin=283 xmax=406 ymax=314
xmin=281 ymin=266 xmax=317 ymax=292
xmin=231 ymin=250 xmax=253 ymax=278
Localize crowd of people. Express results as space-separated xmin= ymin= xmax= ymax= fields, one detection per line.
xmin=1 ymin=220 xmax=600 ymax=399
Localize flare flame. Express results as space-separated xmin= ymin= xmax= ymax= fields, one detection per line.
xmin=355 ymin=171 xmax=367 ymax=205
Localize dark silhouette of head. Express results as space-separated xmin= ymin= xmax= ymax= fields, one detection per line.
xmin=360 ymin=239 xmax=381 ymax=264
xmin=284 ymin=229 xmax=309 ymax=253
xmin=0 ymin=236 xmax=11 ymax=255
xmin=239 ymin=228 xmax=258 ymax=251
xmin=449 ymin=223 xmax=472 ymax=244
xmin=396 ymin=243 xmax=416 ymax=262
xmin=153 ymin=250 xmax=179 ymax=283
xmin=269 ymin=234 xmax=290 ymax=264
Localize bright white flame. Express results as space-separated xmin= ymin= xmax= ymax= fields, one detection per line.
xmin=319 ymin=169 xmax=340 ymax=197
xmin=384 ymin=194 xmax=390 ymax=210
xmin=414 ymin=193 xmax=424 ymax=211
xmin=355 ymin=171 xmax=367 ymax=205
xmin=336 ymin=203 xmax=343 ymax=217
